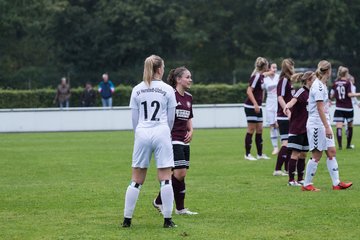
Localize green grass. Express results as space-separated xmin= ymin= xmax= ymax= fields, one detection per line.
xmin=0 ymin=128 xmax=359 ymax=240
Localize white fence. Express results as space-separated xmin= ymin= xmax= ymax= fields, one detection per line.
xmin=0 ymin=104 xmax=359 ymax=133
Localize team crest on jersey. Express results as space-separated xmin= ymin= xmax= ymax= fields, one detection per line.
xmin=186 ymin=101 xmax=191 ymax=108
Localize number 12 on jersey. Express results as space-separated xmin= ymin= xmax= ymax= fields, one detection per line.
xmin=141 ymin=101 xmax=160 ymax=121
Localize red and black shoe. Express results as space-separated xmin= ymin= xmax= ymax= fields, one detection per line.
xmin=333 ymin=182 xmax=353 ymax=190
xmin=301 ymin=184 xmax=320 ymax=192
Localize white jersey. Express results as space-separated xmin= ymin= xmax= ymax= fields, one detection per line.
xmin=351 ymin=82 xmax=359 ymax=105
xmin=263 ymin=73 xmax=279 ymax=111
xmin=129 ymin=80 xmax=177 ymax=128
xmin=307 ymin=78 xmax=330 ymax=127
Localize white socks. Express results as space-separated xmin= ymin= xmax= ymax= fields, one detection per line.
xmin=270 ymin=127 xmax=278 ymax=148
xmin=124 ymin=182 xmax=141 ymax=218
xmin=160 ymin=180 xmax=174 ymax=218
xmin=124 ymin=180 xmax=174 ymax=219
xmin=304 ymin=159 xmax=318 ymax=186
xmin=327 ymin=157 xmax=340 ymax=186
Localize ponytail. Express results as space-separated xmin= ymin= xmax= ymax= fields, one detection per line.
xmin=337 ymin=66 xmax=348 ymax=78
xmin=143 ymin=55 xmax=163 ymax=86
xmin=290 ymin=73 xmax=304 ymax=83
xmin=167 ymin=69 xmax=177 ymax=88
xmin=251 ymin=57 xmax=268 ymax=77
xmin=166 ymin=66 xmax=188 ymax=89
xmin=291 ymin=71 xmax=314 ymax=85
xmin=315 ymin=60 xmax=331 ymax=80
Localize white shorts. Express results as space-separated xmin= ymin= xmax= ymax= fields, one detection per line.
xmin=265 ymin=109 xmax=277 ymax=126
xmin=307 ymin=126 xmax=335 ymax=151
xmin=132 ymin=125 xmax=174 ymax=168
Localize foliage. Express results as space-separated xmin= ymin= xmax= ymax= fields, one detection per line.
xmin=0 ymin=83 xmax=249 ymax=108
xmin=1 ymin=1 xmax=360 ymax=89
xmin=1 ymin=129 xmax=360 ymax=239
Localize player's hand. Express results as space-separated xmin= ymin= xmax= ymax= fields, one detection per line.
xmin=254 ymin=105 xmax=260 ymax=113
xmin=184 ymin=130 xmax=193 ymax=143
xmin=283 ymin=106 xmax=290 ymax=117
xmin=325 ymin=126 xmax=333 ymax=139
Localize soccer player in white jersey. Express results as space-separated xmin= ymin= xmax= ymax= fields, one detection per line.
xmin=122 ymin=55 xmax=178 ymax=228
xmin=302 ymin=60 xmax=353 ymax=191
xmin=263 ymin=62 xmax=280 ymax=155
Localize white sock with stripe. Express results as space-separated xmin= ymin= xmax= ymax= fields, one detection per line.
xmin=304 ymin=158 xmax=318 ymax=186
xmin=160 ymin=180 xmax=174 ymax=218
xmin=327 ymin=157 xmax=340 ymax=186
xmin=270 ymin=127 xmax=278 ymax=148
xmin=124 ymin=182 xmax=141 ymax=218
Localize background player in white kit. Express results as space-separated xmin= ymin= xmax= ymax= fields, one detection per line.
xmin=122 ymin=55 xmax=178 ymax=228
xmin=302 ymin=60 xmax=353 ymax=191
xmin=263 ymin=62 xmax=280 ymax=155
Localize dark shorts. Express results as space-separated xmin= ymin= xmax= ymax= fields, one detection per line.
xmin=244 ymin=107 xmax=263 ymax=123
xmin=173 ymin=144 xmax=190 ymax=169
xmin=277 ymin=119 xmax=289 ymax=141
xmin=288 ymin=133 xmax=309 ymax=152
xmin=333 ymin=110 xmax=354 ymax=123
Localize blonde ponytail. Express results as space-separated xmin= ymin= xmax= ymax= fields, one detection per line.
xmin=290 ymin=73 xmax=304 ymax=83
xmin=251 ymin=57 xmax=268 ymax=77
xmin=315 ymin=60 xmax=331 ymax=80
xmin=291 ymin=71 xmax=314 ymax=85
xmin=337 ymin=66 xmax=348 ymax=78
xmin=143 ymin=55 xmax=164 ymax=86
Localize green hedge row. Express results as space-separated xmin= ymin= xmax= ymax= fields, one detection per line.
xmin=0 ymin=83 xmax=249 ymax=108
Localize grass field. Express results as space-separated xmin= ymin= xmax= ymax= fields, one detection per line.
xmin=1 ymin=128 xmax=359 ymax=240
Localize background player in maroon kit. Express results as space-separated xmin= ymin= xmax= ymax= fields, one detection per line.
xmin=273 ymin=58 xmax=295 ymax=176
xmin=244 ymin=57 xmax=271 ymax=160
xmin=330 ymin=66 xmax=360 ymax=149
xmin=283 ymin=71 xmax=315 ymax=186
xmin=154 ymin=66 xmax=198 ymax=215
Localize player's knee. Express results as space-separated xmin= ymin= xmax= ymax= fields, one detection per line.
xmin=173 ymin=170 xmax=186 ymax=180
xmin=327 ymin=149 xmax=336 ymax=158
xmin=300 ymin=152 xmax=307 ymax=159
xmin=291 ymin=152 xmax=300 ymax=160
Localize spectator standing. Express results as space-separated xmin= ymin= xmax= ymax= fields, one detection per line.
xmin=98 ymin=73 xmax=115 ymax=107
xmin=81 ymin=82 xmax=97 ymax=107
xmin=54 ymin=77 xmax=71 ymax=108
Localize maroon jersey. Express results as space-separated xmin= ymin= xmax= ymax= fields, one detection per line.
xmin=331 ymin=79 xmax=353 ymax=110
xmin=277 ymin=77 xmax=295 ymax=119
xmin=289 ymin=86 xmax=309 ymax=134
xmin=172 ymin=90 xmax=193 ymax=142
xmin=244 ymin=73 xmax=264 ymax=107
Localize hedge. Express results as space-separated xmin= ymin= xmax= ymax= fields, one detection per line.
xmin=0 ymin=83 xmax=249 ymax=109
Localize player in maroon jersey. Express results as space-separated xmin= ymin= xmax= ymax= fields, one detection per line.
xmin=244 ymin=57 xmax=272 ymax=160
xmin=330 ymin=66 xmax=360 ymax=149
xmin=283 ymin=71 xmax=315 ymax=186
xmin=273 ymin=58 xmax=296 ymax=176
xmin=153 ymin=66 xmax=198 ymax=215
